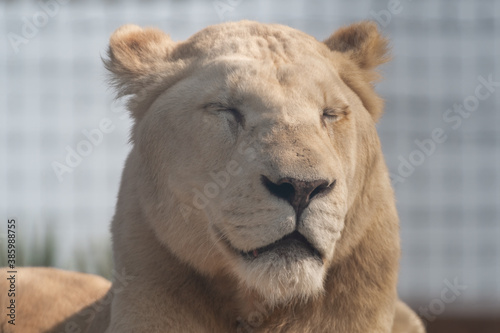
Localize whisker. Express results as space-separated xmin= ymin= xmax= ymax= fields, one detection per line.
xmin=200 ymin=224 xmax=232 ymax=264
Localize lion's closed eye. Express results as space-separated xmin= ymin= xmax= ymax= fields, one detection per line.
xmin=322 ymin=105 xmax=349 ymax=124
xmin=203 ymin=102 xmax=245 ymax=127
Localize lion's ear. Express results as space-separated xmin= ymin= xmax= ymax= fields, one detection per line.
xmin=104 ymin=25 xmax=178 ymax=119
xmin=323 ymin=21 xmax=390 ymax=71
xmin=323 ymin=21 xmax=390 ymax=122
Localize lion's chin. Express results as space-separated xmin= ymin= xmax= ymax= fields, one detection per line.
xmin=211 ymin=226 xmax=327 ymax=306
xmin=235 ymin=250 xmax=326 ymax=307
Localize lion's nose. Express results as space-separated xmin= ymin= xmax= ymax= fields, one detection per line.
xmin=261 ymin=176 xmax=335 ymax=218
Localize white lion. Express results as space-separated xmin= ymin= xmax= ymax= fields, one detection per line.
xmin=0 ymin=20 xmax=424 ymax=333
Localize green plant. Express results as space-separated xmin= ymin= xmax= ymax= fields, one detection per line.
xmin=1 ymin=225 xmax=112 ymax=279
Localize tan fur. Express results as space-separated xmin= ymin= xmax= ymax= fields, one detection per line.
xmin=393 ymin=300 xmax=427 ymax=333
xmin=324 ymin=21 xmax=391 ymax=122
xmin=0 ymin=267 xmax=110 ymax=333
xmin=0 ymin=21 xmax=425 ymax=332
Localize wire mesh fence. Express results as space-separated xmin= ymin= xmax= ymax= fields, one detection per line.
xmin=1 ymin=0 xmax=499 ymax=316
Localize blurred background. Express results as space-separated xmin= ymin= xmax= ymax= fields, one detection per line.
xmin=0 ymin=0 xmax=499 ymax=331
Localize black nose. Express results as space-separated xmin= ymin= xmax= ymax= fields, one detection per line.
xmin=261 ymin=176 xmax=335 ymax=218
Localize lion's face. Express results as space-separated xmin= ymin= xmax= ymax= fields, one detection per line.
xmin=106 ymin=21 xmax=389 ymax=306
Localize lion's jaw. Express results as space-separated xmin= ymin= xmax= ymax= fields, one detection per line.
xmin=212 ymin=197 xmax=347 ymax=307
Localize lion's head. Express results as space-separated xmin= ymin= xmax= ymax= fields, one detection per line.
xmin=106 ymin=20 xmax=391 ymax=307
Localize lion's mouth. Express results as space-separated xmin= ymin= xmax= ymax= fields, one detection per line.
xmin=240 ymin=230 xmax=322 ymax=262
